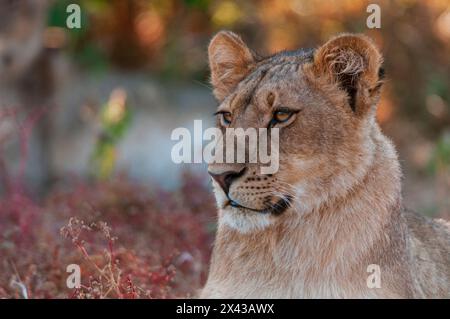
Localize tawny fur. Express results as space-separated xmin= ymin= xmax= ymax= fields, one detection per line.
xmin=202 ymin=31 xmax=450 ymax=298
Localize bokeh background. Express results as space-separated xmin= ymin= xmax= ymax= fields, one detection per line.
xmin=0 ymin=0 xmax=449 ymax=298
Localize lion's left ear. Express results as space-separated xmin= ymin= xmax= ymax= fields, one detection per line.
xmin=306 ymin=34 xmax=384 ymax=115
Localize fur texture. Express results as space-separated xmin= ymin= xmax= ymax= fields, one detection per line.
xmin=201 ymin=31 xmax=450 ymax=298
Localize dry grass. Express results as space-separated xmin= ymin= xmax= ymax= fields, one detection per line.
xmin=0 ymin=173 xmax=216 ymax=298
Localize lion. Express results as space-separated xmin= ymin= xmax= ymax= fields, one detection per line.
xmin=200 ymin=31 xmax=450 ymax=298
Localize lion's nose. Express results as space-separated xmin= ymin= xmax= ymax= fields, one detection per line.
xmin=208 ymin=167 xmax=246 ymax=195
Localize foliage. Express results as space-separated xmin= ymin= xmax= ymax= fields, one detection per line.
xmin=429 ymin=132 xmax=450 ymax=174
xmin=91 ymin=88 xmax=132 ymax=179
xmin=0 ymin=174 xmax=216 ymax=298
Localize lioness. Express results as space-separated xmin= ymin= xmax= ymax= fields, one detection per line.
xmin=201 ymin=31 xmax=450 ymax=298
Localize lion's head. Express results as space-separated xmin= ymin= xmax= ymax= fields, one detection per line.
xmin=207 ymin=31 xmax=385 ymax=232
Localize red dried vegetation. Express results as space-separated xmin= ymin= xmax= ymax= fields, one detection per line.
xmin=0 ymin=173 xmax=216 ymax=298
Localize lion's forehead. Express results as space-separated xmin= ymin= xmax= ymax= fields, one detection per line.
xmin=225 ymin=60 xmax=310 ymax=114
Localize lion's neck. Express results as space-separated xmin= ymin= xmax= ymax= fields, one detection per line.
xmin=204 ymin=125 xmax=404 ymax=298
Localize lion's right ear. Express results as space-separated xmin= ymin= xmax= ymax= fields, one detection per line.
xmin=208 ymin=31 xmax=257 ymax=101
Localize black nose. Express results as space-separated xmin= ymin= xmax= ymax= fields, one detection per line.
xmin=209 ymin=167 xmax=246 ymax=195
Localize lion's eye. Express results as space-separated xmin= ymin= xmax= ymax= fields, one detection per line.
xmin=271 ymin=108 xmax=295 ymax=125
xmin=215 ymin=111 xmax=232 ymax=126
xmin=273 ymin=110 xmax=292 ymax=122
xmin=269 ymin=108 xmax=299 ymax=127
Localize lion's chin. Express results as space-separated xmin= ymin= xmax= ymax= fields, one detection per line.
xmin=219 ymin=207 xmax=275 ymax=233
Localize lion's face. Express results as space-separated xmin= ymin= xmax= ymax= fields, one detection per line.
xmin=208 ymin=31 xmax=384 ymax=232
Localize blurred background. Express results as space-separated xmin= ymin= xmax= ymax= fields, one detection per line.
xmin=0 ymin=0 xmax=449 ymax=298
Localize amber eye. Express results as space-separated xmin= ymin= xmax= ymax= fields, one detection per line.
xmin=215 ymin=111 xmax=232 ymax=126
xmin=270 ymin=108 xmax=296 ymax=128
xmin=273 ymin=110 xmax=292 ymax=122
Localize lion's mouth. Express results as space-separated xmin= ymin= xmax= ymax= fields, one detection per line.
xmin=225 ymin=196 xmax=292 ymax=215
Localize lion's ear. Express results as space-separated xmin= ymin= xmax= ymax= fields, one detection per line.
xmin=307 ymin=33 xmax=384 ymax=115
xmin=208 ymin=31 xmax=257 ymax=101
